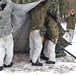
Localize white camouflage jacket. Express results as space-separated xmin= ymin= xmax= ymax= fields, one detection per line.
xmin=0 ymin=2 xmax=13 ymax=38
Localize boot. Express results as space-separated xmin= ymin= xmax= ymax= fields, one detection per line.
xmin=40 ymin=53 xmax=49 ymax=60
xmin=46 ymin=60 xmax=55 ymax=64
xmin=30 ymin=60 xmax=32 ymax=63
xmin=0 ymin=66 xmax=3 ymax=71
xmin=32 ymin=60 xmax=43 ymax=66
xmin=4 ymin=62 xmax=13 ymax=68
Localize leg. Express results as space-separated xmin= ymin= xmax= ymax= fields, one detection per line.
xmin=0 ymin=38 xmax=5 ymax=66
xmin=0 ymin=38 xmax=5 ymax=71
xmin=32 ymin=30 xmax=43 ymax=63
xmin=29 ymin=31 xmax=34 ymax=61
xmin=43 ymin=39 xmax=49 ymax=58
xmin=45 ymin=40 xmax=56 ymax=64
xmin=48 ymin=40 xmax=56 ymax=62
xmin=4 ymin=34 xmax=14 ymax=66
xmin=69 ymin=30 xmax=74 ymax=43
xmin=40 ymin=39 xmax=49 ymax=60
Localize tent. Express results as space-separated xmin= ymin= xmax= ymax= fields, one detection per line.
xmin=10 ymin=0 xmax=43 ymax=52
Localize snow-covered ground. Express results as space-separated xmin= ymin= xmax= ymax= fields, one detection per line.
xmin=0 ymin=53 xmax=76 ymax=75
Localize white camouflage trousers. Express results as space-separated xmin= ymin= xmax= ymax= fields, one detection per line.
xmin=29 ymin=30 xmax=42 ymax=63
xmin=43 ymin=39 xmax=57 ymax=62
xmin=0 ymin=34 xmax=14 ymax=66
xmin=63 ymin=29 xmax=74 ymax=43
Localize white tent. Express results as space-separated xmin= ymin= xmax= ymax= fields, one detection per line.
xmin=10 ymin=0 xmax=43 ymax=52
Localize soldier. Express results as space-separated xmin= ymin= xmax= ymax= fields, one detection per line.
xmin=40 ymin=0 xmax=66 ymax=59
xmin=56 ymin=9 xmax=76 ymax=57
xmin=48 ymin=0 xmax=67 ymax=58
xmin=29 ymin=0 xmax=50 ymax=66
xmin=43 ymin=12 xmax=59 ymax=64
xmin=0 ymin=0 xmax=14 ymax=71
xmin=63 ymin=9 xmax=76 ymax=43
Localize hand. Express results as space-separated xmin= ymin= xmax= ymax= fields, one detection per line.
xmin=41 ymin=36 xmax=45 ymax=43
xmin=40 ymin=28 xmax=46 ymax=36
xmin=53 ymin=39 xmax=57 ymax=44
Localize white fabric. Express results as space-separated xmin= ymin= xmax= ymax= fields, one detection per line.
xmin=43 ymin=39 xmax=57 ymax=62
xmin=0 ymin=34 xmax=14 ymax=66
xmin=0 ymin=2 xmax=13 ymax=38
xmin=63 ymin=29 xmax=75 ymax=43
xmin=61 ymin=22 xmax=67 ymax=30
xmin=29 ymin=30 xmax=42 ymax=63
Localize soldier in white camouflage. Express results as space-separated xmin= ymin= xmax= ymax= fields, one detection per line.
xmin=29 ymin=0 xmax=50 ymax=66
xmin=31 ymin=0 xmax=59 ymax=64
xmin=48 ymin=0 xmax=67 ymax=58
xmin=43 ymin=11 xmax=59 ymax=64
xmin=39 ymin=0 xmax=66 ymax=59
xmin=0 ymin=0 xmax=14 ymax=71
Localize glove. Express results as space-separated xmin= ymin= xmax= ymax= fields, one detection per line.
xmin=40 ymin=29 xmax=46 ymax=36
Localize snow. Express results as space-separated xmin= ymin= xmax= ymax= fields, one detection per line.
xmin=0 ymin=53 xmax=76 ymax=75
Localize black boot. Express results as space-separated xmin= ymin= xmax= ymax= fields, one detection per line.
xmin=30 ymin=60 xmax=32 ymax=63
xmin=0 ymin=66 xmax=3 ymax=71
xmin=46 ymin=60 xmax=55 ymax=64
xmin=40 ymin=53 xmax=49 ymax=60
xmin=4 ymin=62 xmax=13 ymax=68
xmin=40 ymin=41 xmax=49 ymax=60
xmin=32 ymin=61 xmax=43 ymax=66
